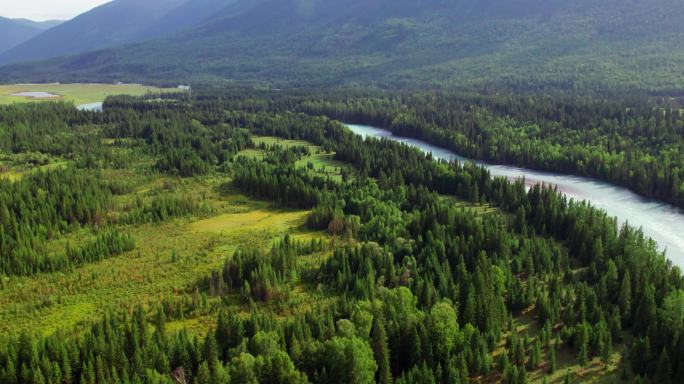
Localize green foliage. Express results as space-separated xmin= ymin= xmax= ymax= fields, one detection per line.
xmin=231 ymin=156 xmax=333 ymax=209
xmin=120 ymin=194 xmax=212 ymax=225
xmin=317 ymin=336 xmax=377 ymax=384
xmin=204 ymin=236 xmax=323 ymax=303
xmin=0 ymin=169 xmax=113 ymax=275
xmin=298 ymin=91 xmax=684 ymax=208
xmin=64 ymin=229 xmax=135 ymax=266
xmin=371 ymin=317 xmax=392 ymax=384
xmin=1 ymin=90 xmax=684 ymax=384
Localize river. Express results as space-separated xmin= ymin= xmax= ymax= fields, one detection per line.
xmin=76 ymin=102 xmax=103 ymax=112
xmin=346 ymin=123 xmax=684 ymax=268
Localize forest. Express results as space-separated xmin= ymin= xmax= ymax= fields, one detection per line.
xmin=281 ymin=90 xmax=684 ymax=208
xmin=0 ymin=90 xmax=682 ymax=384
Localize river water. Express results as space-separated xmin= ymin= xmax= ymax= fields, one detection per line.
xmin=76 ymin=102 xmax=103 ymax=111
xmin=346 ymin=124 xmax=684 ymax=268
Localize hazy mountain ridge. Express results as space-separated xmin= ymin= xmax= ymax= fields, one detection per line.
xmin=139 ymin=0 xmax=239 ymax=40
xmin=9 ymin=19 xmax=63 ymax=30
xmin=0 ymin=0 xmax=186 ymax=65
xmin=0 ymin=17 xmax=45 ymax=55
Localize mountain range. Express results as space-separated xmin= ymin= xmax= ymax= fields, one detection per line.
xmin=0 ymin=17 xmax=62 ymax=54
xmin=1 ymin=0 xmax=684 ymax=91
xmin=0 ymin=0 xmax=187 ymax=65
xmin=9 ymin=18 xmax=63 ymax=31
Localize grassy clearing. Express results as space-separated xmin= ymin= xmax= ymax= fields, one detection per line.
xmin=252 ymin=136 xmax=314 ymax=149
xmin=0 ymin=159 xmax=67 ymax=181
xmin=0 ymin=162 xmax=319 ymax=337
xmin=440 ymin=194 xmax=499 ymax=215
xmin=0 ymin=197 xmax=313 ymax=336
xmin=0 ymin=83 xmax=176 ymax=106
xmin=247 ymin=135 xmax=349 ymax=181
xmin=0 ymin=130 xmax=337 ymax=337
xmin=190 ymin=209 xmax=309 ymax=236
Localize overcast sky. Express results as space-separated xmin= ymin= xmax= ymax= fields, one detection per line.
xmin=0 ymin=0 xmax=111 ymax=21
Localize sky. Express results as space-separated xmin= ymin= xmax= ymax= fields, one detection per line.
xmin=0 ymin=0 xmax=111 ymax=21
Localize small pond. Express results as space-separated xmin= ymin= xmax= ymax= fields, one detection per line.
xmin=11 ymin=91 xmax=62 ymax=99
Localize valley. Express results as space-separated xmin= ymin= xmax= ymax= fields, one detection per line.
xmin=1 ymin=1 xmax=683 ymax=383
xmin=0 ymin=90 xmax=680 ymax=383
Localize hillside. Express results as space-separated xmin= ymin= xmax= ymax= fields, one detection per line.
xmin=1 ymin=0 xmax=684 ymax=91
xmin=0 ymin=17 xmax=44 ymax=54
xmin=0 ymin=0 xmax=186 ymax=65
xmin=140 ymin=0 xmax=238 ymax=40
xmin=10 ymin=18 xmax=63 ymax=30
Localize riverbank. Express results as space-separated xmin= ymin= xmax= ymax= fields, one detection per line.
xmin=347 ymin=123 xmax=684 ymax=268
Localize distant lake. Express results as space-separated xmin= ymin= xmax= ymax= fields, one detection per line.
xmin=12 ymin=91 xmax=61 ymax=99
xmin=347 ymin=123 xmax=684 ymax=268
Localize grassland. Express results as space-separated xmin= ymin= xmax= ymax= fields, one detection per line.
xmin=0 ymin=173 xmax=317 ymax=336
xmin=0 ymin=136 xmax=334 ymax=337
xmin=0 ymin=83 xmax=176 ymax=106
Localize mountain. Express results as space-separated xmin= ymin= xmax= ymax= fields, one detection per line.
xmin=2 ymin=0 xmax=684 ymax=91
xmin=0 ymin=0 xmax=186 ymax=65
xmin=140 ymin=0 xmax=238 ymax=40
xmin=0 ymin=17 xmax=44 ymax=54
xmin=10 ymin=19 xmax=64 ymax=30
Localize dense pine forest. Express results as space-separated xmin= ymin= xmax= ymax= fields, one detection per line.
xmin=250 ymin=89 xmax=684 ymax=208
xmin=0 ymin=90 xmax=682 ymax=384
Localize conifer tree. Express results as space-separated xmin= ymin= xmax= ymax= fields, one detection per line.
xmin=371 ymin=317 xmax=392 ymax=384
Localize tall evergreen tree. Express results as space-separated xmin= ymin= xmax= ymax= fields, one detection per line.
xmin=371 ymin=317 xmax=392 ymax=384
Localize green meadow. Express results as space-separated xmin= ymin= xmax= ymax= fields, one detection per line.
xmin=0 ymin=83 xmax=175 ymax=105
xmin=0 ymin=136 xmax=332 ymax=337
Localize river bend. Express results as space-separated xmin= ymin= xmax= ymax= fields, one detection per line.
xmin=347 ymin=124 xmax=684 ymax=268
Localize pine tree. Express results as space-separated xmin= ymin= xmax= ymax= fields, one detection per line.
xmin=498 ymin=350 xmax=510 ymax=376
xmin=155 ymin=307 xmax=166 ymax=337
xmin=529 ymin=339 xmax=541 ymax=370
xmin=600 ymin=331 xmax=612 ymax=367
xmin=517 ymin=366 xmax=528 ymax=384
xmin=618 ymin=272 xmax=632 ymax=321
xmin=549 ymin=343 xmax=557 ymax=373
xmin=577 ymin=343 xmax=589 ymax=367
xmin=634 ymin=286 xmax=657 ymax=335
xmin=371 ymin=317 xmax=392 ymax=384
xmin=629 ymin=337 xmax=652 ymax=376
xmin=563 ymin=370 xmax=572 ymax=384
xmin=576 ymin=323 xmax=590 ymax=366
xmin=654 ymin=348 xmax=672 ymax=384
xmin=194 ymin=362 xmax=211 ymax=384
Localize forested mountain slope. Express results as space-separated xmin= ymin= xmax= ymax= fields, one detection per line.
xmin=1 ymin=0 xmax=684 ymax=90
